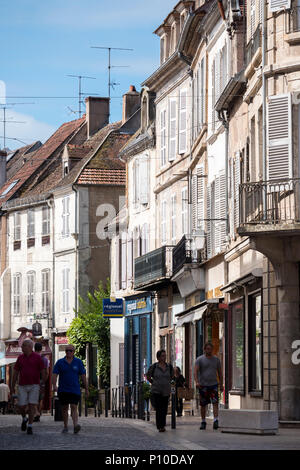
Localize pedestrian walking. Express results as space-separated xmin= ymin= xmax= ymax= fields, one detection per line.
xmin=33 ymin=342 xmax=50 ymax=422
xmin=146 ymin=349 xmax=174 ymax=432
xmin=52 ymin=344 xmax=88 ymax=434
xmin=194 ymin=342 xmax=223 ymax=430
xmin=174 ymin=367 xmax=185 ymax=417
xmin=0 ymin=379 xmax=10 ymax=415
xmin=11 ymin=339 xmax=47 ymax=434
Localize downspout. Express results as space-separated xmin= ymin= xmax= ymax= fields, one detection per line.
xmin=72 ymin=184 xmax=79 ymax=316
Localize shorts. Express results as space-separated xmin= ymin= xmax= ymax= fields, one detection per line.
xmin=58 ymin=392 xmax=80 ymax=406
xmin=198 ymin=384 xmax=219 ymax=407
xmin=18 ymin=384 xmax=40 ymax=406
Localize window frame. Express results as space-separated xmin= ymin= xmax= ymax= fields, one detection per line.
xmin=14 ymin=212 xmax=21 ymax=241
xmin=27 ymin=208 xmax=35 ymax=239
xmin=13 ymin=273 xmax=21 ymax=316
xmin=42 ymin=205 xmax=50 ymax=236
xmin=181 ymin=187 xmax=188 ymax=236
xmin=228 ymin=297 xmax=246 ymax=395
xmin=26 ymin=271 xmax=35 ymax=315
xmin=62 ymin=196 xmax=70 ymax=237
xmin=248 ymin=289 xmax=263 ymax=395
xmin=41 ymin=269 xmax=50 ymax=315
xmin=62 ymin=267 xmax=70 ymax=314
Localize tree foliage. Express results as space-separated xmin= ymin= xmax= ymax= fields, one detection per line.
xmin=67 ymin=280 xmax=111 ymax=385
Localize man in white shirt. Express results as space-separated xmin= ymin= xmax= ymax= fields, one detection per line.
xmin=0 ymin=379 xmax=10 ymax=415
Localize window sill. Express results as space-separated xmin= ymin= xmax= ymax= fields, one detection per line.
xmin=249 ymin=391 xmax=263 ymax=398
xmin=229 ymin=390 xmax=245 ymax=396
xmin=284 ymin=31 xmax=300 ymax=44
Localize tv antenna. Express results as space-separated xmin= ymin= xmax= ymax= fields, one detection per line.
xmin=0 ymin=102 xmax=34 ymax=149
xmin=90 ymin=46 xmax=133 ymax=99
xmin=67 ymin=75 xmax=97 ymax=118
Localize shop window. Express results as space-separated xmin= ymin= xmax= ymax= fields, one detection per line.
xmin=230 ymin=300 xmax=245 ymax=392
xmin=248 ymin=292 xmax=263 ymax=394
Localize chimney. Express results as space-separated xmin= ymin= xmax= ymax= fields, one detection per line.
xmin=0 ymin=151 xmax=7 ymax=188
xmin=85 ymin=97 xmax=110 ymax=139
xmin=122 ymin=85 xmax=140 ymax=124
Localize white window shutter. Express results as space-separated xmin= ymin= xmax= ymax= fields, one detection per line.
xmin=219 ymin=171 xmax=227 ymax=250
xmin=192 ymin=174 xmax=197 ymax=230
xmin=269 ymin=0 xmax=291 ymax=12
xmin=206 ymin=184 xmax=212 ymax=259
xmin=139 ymin=156 xmax=149 ymax=204
xmin=214 ymin=176 xmax=221 ymax=254
xmin=200 ymin=58 xmax=205 ymax=127
xmin=267 ymin=94 xmax=292 ymax=180
xmin=230 ymin=159 xmax=235 ymax=239
xmin=115 ymin=237 xmax=120 ymax=291
xmin=160 ymin=110 xmax=166 ymax=166
xmin=211 ymin=60 xmax=216 ymax=133
xmin=179 ymin=89 xmax=187 ymax=154
xmin=250 ymin=0 xmax=256 ymax=37
xmin=121 ymin=232 xmax=127 ymax=289
xmin=169 ymin=99 xmax=177 ymax=161
xmin=234 ymin=152 xmax=241 ymax=229
xmin=197 ymin=165 xmax=205 ymax=230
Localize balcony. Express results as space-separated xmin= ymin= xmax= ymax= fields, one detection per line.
xmin=134 ymin=245 xmax=173 ymax=290
xmin=245 ymin=25 xmax=261 ymax=69
xmin=172 ymin=235 xmax=202 ymax=276
xmin=238 ymin=178 xmax=300 ymax=236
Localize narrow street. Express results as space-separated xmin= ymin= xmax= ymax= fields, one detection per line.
xmin=0 ymin=414 xmax=299 ymax=451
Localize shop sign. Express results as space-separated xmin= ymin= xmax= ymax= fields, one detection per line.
xmin=214 ymin=286 xmax=223 ymax=298
xmin=206 ymin=289 xmax=213 ymax=300
xmin=103 ymin=298 xmax=124 ymax=317
xmin=125 ymin=296 xmax=152 ymax=316
xmin=55 ymin=337 xmax=69 ymax=345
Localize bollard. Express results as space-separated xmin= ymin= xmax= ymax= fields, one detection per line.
xmin=137 ymin=382 xmax=143 ymax=420
xmin=105 ymin=386 xmax=109 ymax=418
xmin=171 ymin=384 xmax=176 ymax=429
xmin=54 ymin=395 xmax=63 ymax=421
xmin=79 ymin=394 xmax=82 ymax=417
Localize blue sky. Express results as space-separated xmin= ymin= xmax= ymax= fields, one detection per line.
xmin=0 ymin=0 xmax=175 ymax=150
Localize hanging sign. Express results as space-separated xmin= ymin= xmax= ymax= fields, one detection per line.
xmin=103 ymin=298 xmax=124 ymax=318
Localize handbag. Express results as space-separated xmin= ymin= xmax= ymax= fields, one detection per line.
xmin=177 ymin=387 xmax=194 ymax=400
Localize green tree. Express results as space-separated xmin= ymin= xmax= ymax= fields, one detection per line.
xmin=67 ymin=280 xmax=111 ymax=386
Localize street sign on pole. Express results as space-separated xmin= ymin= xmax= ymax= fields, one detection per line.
xmin=103 ymin=298 xmax=124 ymax=318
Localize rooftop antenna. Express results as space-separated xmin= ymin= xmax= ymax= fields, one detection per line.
xmin=90 ymin=46 xmax=133 ymax=100
xmin=0 ymin=102 xmax=34 ymax=150
xmin=67 ymin=75 xmax=97 ymax=118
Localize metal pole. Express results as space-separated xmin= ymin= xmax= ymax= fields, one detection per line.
xmin=171 ymin=385 xmax=176 ymax=429
xmin=105 ymin=386 xmax=109 ymax=417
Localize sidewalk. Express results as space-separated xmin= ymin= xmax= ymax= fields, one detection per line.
xmin=133 ymin=413 xmax=300 ymax=450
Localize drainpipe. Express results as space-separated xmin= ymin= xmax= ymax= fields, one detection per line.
xmin=72 ymin=184 xmax=79 ymax=315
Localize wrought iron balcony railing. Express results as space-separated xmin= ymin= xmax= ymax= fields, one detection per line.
xmin=134 ymin=245 xmax=173 ymax=289
xmin=245 ymin=25 xmax=261 ymax=68
xmin=172 ymin=235 xmax=202 ymax=276
xmin=239 ymin=178 xmax=300 ymax=229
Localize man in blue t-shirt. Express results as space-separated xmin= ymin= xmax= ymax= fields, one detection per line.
xmin=52 ymin=345 xmax=89 ymax=434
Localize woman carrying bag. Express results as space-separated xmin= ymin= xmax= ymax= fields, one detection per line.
xmin=146 ymin=349 xmax=174 ymax=432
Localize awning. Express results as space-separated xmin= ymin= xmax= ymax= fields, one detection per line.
xmin=0 ymin=358 xmax=16 ymax=367
xmin=176 ymin=305 xmax=207 ymax=327
xmin=221 ymin=271 xmax=262 ymax=294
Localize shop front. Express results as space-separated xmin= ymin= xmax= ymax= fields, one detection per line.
xmin=124 ymin=294 xmax=153 ymax=384
xmin=5 ymin=327 xmax=52 ymax=410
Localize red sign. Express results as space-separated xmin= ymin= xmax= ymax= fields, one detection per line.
xmin=55 ymin=337 xmax=68 ymax=345
xmin=218 ymin=303 xmax=229 ymax=310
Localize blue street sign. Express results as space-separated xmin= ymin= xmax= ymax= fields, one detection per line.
xmin=103 ymin=298 xmax=124 ymax=318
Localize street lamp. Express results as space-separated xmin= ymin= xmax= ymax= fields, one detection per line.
xmin=32 ymin=320 xmax=42 ymax=337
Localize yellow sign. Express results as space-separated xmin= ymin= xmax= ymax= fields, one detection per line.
xmin=137 ymin=300 xmax=146 ymax=309
xmin=206 ymin=290 xmax=213 ymax=300
xmin=214 ymin=286 xmax=223 ymax=298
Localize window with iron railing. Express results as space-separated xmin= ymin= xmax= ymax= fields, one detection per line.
xmin=245 ymin=25 xmax=261 ymax=68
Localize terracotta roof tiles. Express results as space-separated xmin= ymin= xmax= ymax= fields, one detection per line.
xmin=77 ymin=168 xmax=126 ymax=186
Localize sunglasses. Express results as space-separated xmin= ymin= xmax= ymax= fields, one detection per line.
xmin=66 ymin=349 xmax=75 ymax=353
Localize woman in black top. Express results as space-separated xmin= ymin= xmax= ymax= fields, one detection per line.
xmin=174 ymin=366 xmax=185 ymax=417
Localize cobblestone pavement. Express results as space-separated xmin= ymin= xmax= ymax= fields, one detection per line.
xmin=0 ymin=414 xmax=300 ymax=450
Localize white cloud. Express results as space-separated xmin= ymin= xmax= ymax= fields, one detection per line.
xmin=0 ymin=109 xmax=56 ymax=151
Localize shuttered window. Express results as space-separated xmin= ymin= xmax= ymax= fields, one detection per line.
xmin=250 ymin=0 xmax=256 ymax=38
xmin=139 ymin=156 xmax=149 ymax=204
xmin=197 ymin=165 xmax=205 ymax=230
xmin=62 ymin=268 xmax=70 ymax=313
xmin=269 ymin=0 xmax=291 ymax=12
xmin=160 ymin=110 xmax=167 ymax=167
xmin=206 ymin=184 xmax=212 ymax=259
xmin=200 ymin=58 xmax=205 ymax=128
xmin=14 ymin=212 xmax=21 ymax=241
xmin=171 ymin=194 xmax=176 ymax=244
xmin=192 ymin=174 xmax=198 ymax=230
xmin=127 ymin=231 xmax=133 ymax=284
xmin=121 ymin=232 xmax=127 ymax=289
xmin=115 ymin=236 xmax=120 ymax=291
xmin=169 ymin=98 xmax=177 ymax=161
xmin=27 ymin=209 xmax=35 ymax=238
xmin=267 ymin=94 xmax=292 ymax=180
xmin=214 ymin=171 xmax=227 ymax=253
xmin=13 ymin=273 xmax=21 ymax=315
xmin=179 ymin=89 xmax=187 ymax=154
xmin=161 ymin=201 xmax=167 ymax=245
xmin=181 ymin=188 xmax=188 ymax=235
xmin=211 ymin=60 xmax=216 ymax=133
xmin=27 ymin=271 xmax=35 ymax=314
xmin=42 ymin=269 xmax=50 ymax=315
xmin=234 ymin=153 xmax=241 ymax=229
xmin=42 ymin=206 xmax=50 ymax=236
xmin=62 ymin=197 xmax=70 ymax=237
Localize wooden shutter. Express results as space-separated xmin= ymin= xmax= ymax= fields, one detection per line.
xmin=115 ymin=236 xmax=120 ymax=291
xmin=230 ymin=158 xmax=235 ymax=239
xmin=121 ymin=232 xmax=127 ymax=289
xmin=200 ymin=58 xmax=205 ymax=127
xmin=197 ymin=164 xmax=205 ymax=230
xmin=206 ymin=184 xmax=212 ymax=258
xmin=127 ymin=231 xmax=133 ymax=284
xmin=169 ymin=99 xmax=177 ymax=161
xmin=234 ymin=152 xmax=241 ymax=229
xmin=192 ymin=174 xmax=197 ymax=230
xmin=139 ymin=156 xmax=149 ymax=204
xmin=250 ymin=0 xmax=256 ymax=37
xmin=160 ymin=110 xmax=166 ymax=166
xmin=179 ymin=89 xmax=187 ymax=154
xmin=267 ymin=94 xmax=292 ymax=180
xmin=211 ymin=60 xmax=216 ymax=133
xmin=219 ymin=171 xmax=227 ymax=250
xmin=269 ymin=0 xmax=291 ymax=12
xmin=214 ymin=176 xmax=221 ymax=253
